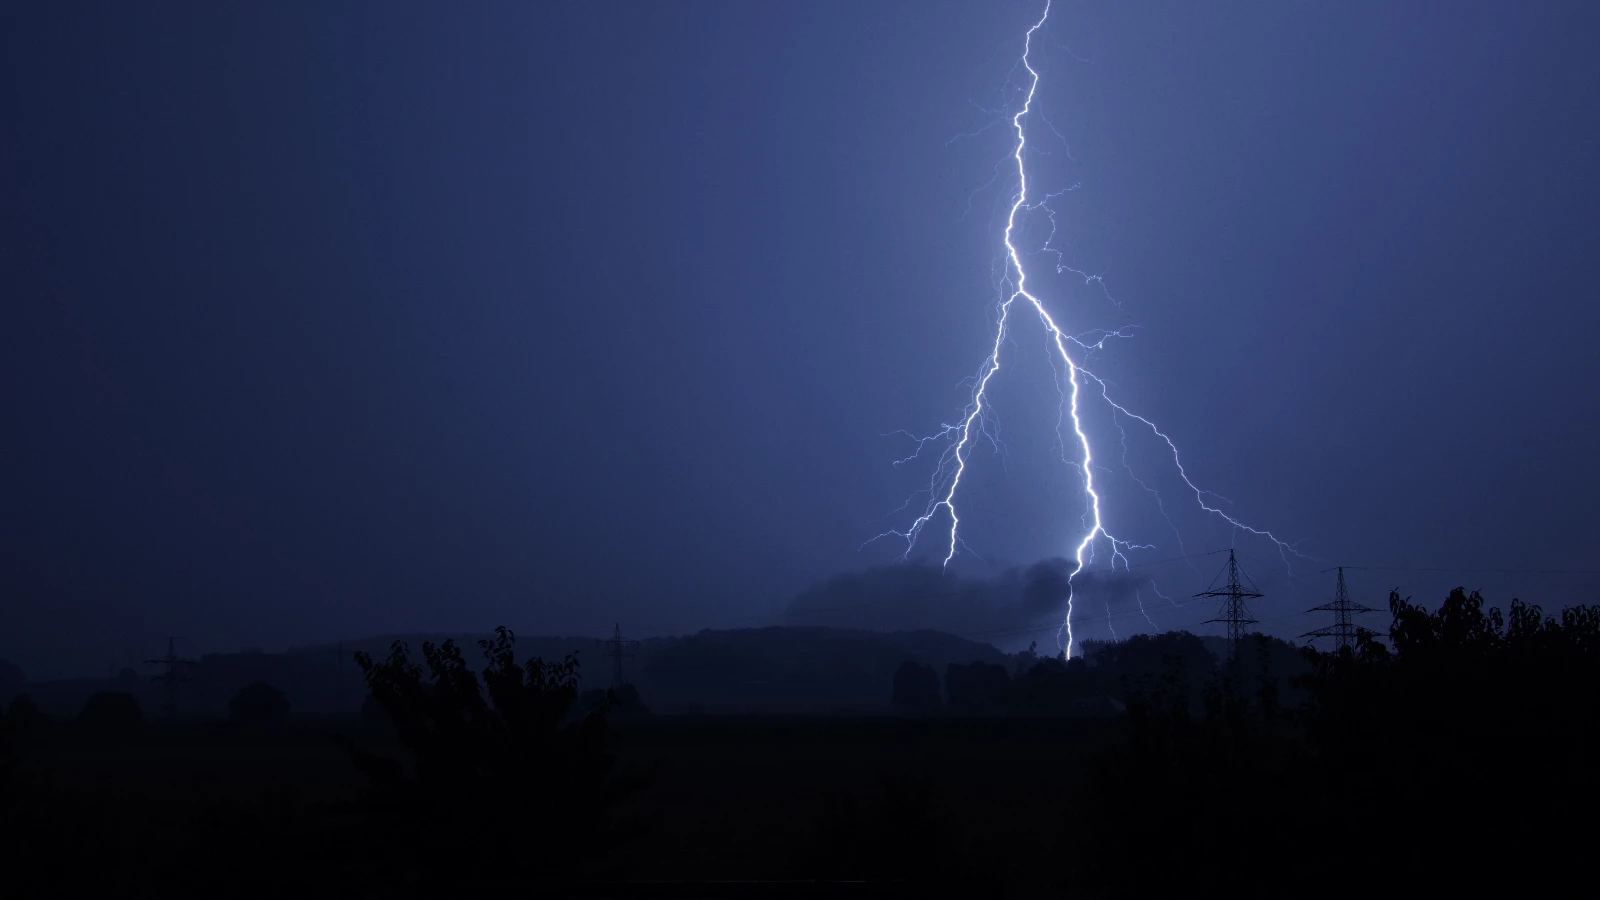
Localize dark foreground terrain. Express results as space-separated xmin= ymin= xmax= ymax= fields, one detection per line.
xmin=9 ymin=715 xmax=1114 ymax=896
xmin=5 ymin=588 xmax=1597 ymax=897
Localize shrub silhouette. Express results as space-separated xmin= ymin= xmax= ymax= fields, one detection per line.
xmin=229 ymin=681 xmax=291 ymax=726
xmin=346 ymin=626 xmax=646 ymax=890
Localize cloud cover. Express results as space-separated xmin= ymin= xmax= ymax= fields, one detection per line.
xmin=781 ymin=558 xmax=1158 ymax=650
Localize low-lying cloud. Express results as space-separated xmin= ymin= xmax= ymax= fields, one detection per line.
xmin=781 ymin=558 xmax=1155 ymax=648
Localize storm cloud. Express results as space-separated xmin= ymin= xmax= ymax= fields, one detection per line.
xmin=781 ymin=558 xmax=1158 ymax=649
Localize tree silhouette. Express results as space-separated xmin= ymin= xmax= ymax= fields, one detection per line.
xmin=345 ymin=626 xmax=646 ymax=891
xmin=1304 ymin=590 xmax=1583 ymax=888
xmin=1008 ymin=656 xmax=1099 ymax=715
xmin=944 ymin=661 xmax=1010 ymax=715
xmin=1065 ymin=588 xmax=1600 ymax=897
xmin=229 ymin=681 xmax=291 ymax=727
xmin=1089 ymin=630 xmax=1214 ymax=709
xmin=4 ymin=696 xmax=46 ymax=734
xmin=1009 ymin=640 xmax=1040 ymax=677
xmin=890 ymin=661 xmax=942 ymax=715
xmin=76 ymin=691 xmax=142 ymax=736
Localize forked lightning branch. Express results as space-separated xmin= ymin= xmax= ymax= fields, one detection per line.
xmin=867 ymin=0 xmax=1298 ymax=658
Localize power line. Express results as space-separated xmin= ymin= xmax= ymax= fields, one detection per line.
xmin=268 ymin=555 xmax=1599 ymax=661
xmin=1196 ymin=549 xmax=1263 ymax=673
xmin=624 ymin=553 xmax=1599 ymax=644
xmin=143 ymin=637 xmax=197 ymax=719
xmin=1340 ymin=564 xmax=1600 ymax=576
xmin=621 ymin=549 xmax=1234 ymax=637
xmin=1300 ymin=567 xmax=1380 ymax=654
xmin=596 ymin=623 xmax=639 ymax=689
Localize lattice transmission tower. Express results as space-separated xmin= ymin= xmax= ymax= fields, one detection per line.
xmin=1301 ymin=566 xmax=1379 ymax=654
xmin=596 ymin=623 xmax=639 ymax=689
xmin=1197 ymin=549 xmax=1264 ymax=672
xmin=144 ymin=636 xmax=198 ymax=719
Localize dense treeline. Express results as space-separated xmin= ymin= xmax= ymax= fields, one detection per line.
xmin=0 ymin=629 xmax=647 ymax=894
xmin=1069 ymin=588 xmax=1600 ymax=898
xmin=893 ymin=630 xmax=1308 ymax=717
xmin=0 ymin=589 xmax=1594 ymax=895
xmin=3 ymin=626 xmax=1010 ymax=719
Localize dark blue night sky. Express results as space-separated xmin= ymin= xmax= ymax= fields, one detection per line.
xmin=5 ymin=1 xmax=1599 ymax=677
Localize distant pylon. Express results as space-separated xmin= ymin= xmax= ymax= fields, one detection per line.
xmin=1301 ymin=567 xmax=1379 ymax=654
xmin=1197 ymin=549 xmax=1264 ymax=672
xmin=595 ymin=623 xmax=639 ymax=689
xmin=144 ymin=637 xmax=198 ymax=719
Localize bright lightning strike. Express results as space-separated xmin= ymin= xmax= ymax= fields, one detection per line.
xmin=868 ymin=1 xmax=1302 ymax=658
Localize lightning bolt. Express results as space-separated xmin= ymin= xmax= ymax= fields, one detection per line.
xmin=870 ymin=0 xmax=1301 ymax=658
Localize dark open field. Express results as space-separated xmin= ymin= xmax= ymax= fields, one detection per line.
xmin=19 ymin=715 xmax=1121 ymax=888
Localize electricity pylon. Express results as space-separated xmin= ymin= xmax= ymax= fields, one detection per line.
xmin=1301 ymin=566 xmax=1379 ymax=654
xmin=596 ymin=623 xmax=639 ymax=689
xmin=144 ymin=636 xmax=197 ymax=719
xmin=1198 ymin=549 xmax=1264 ymax=673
